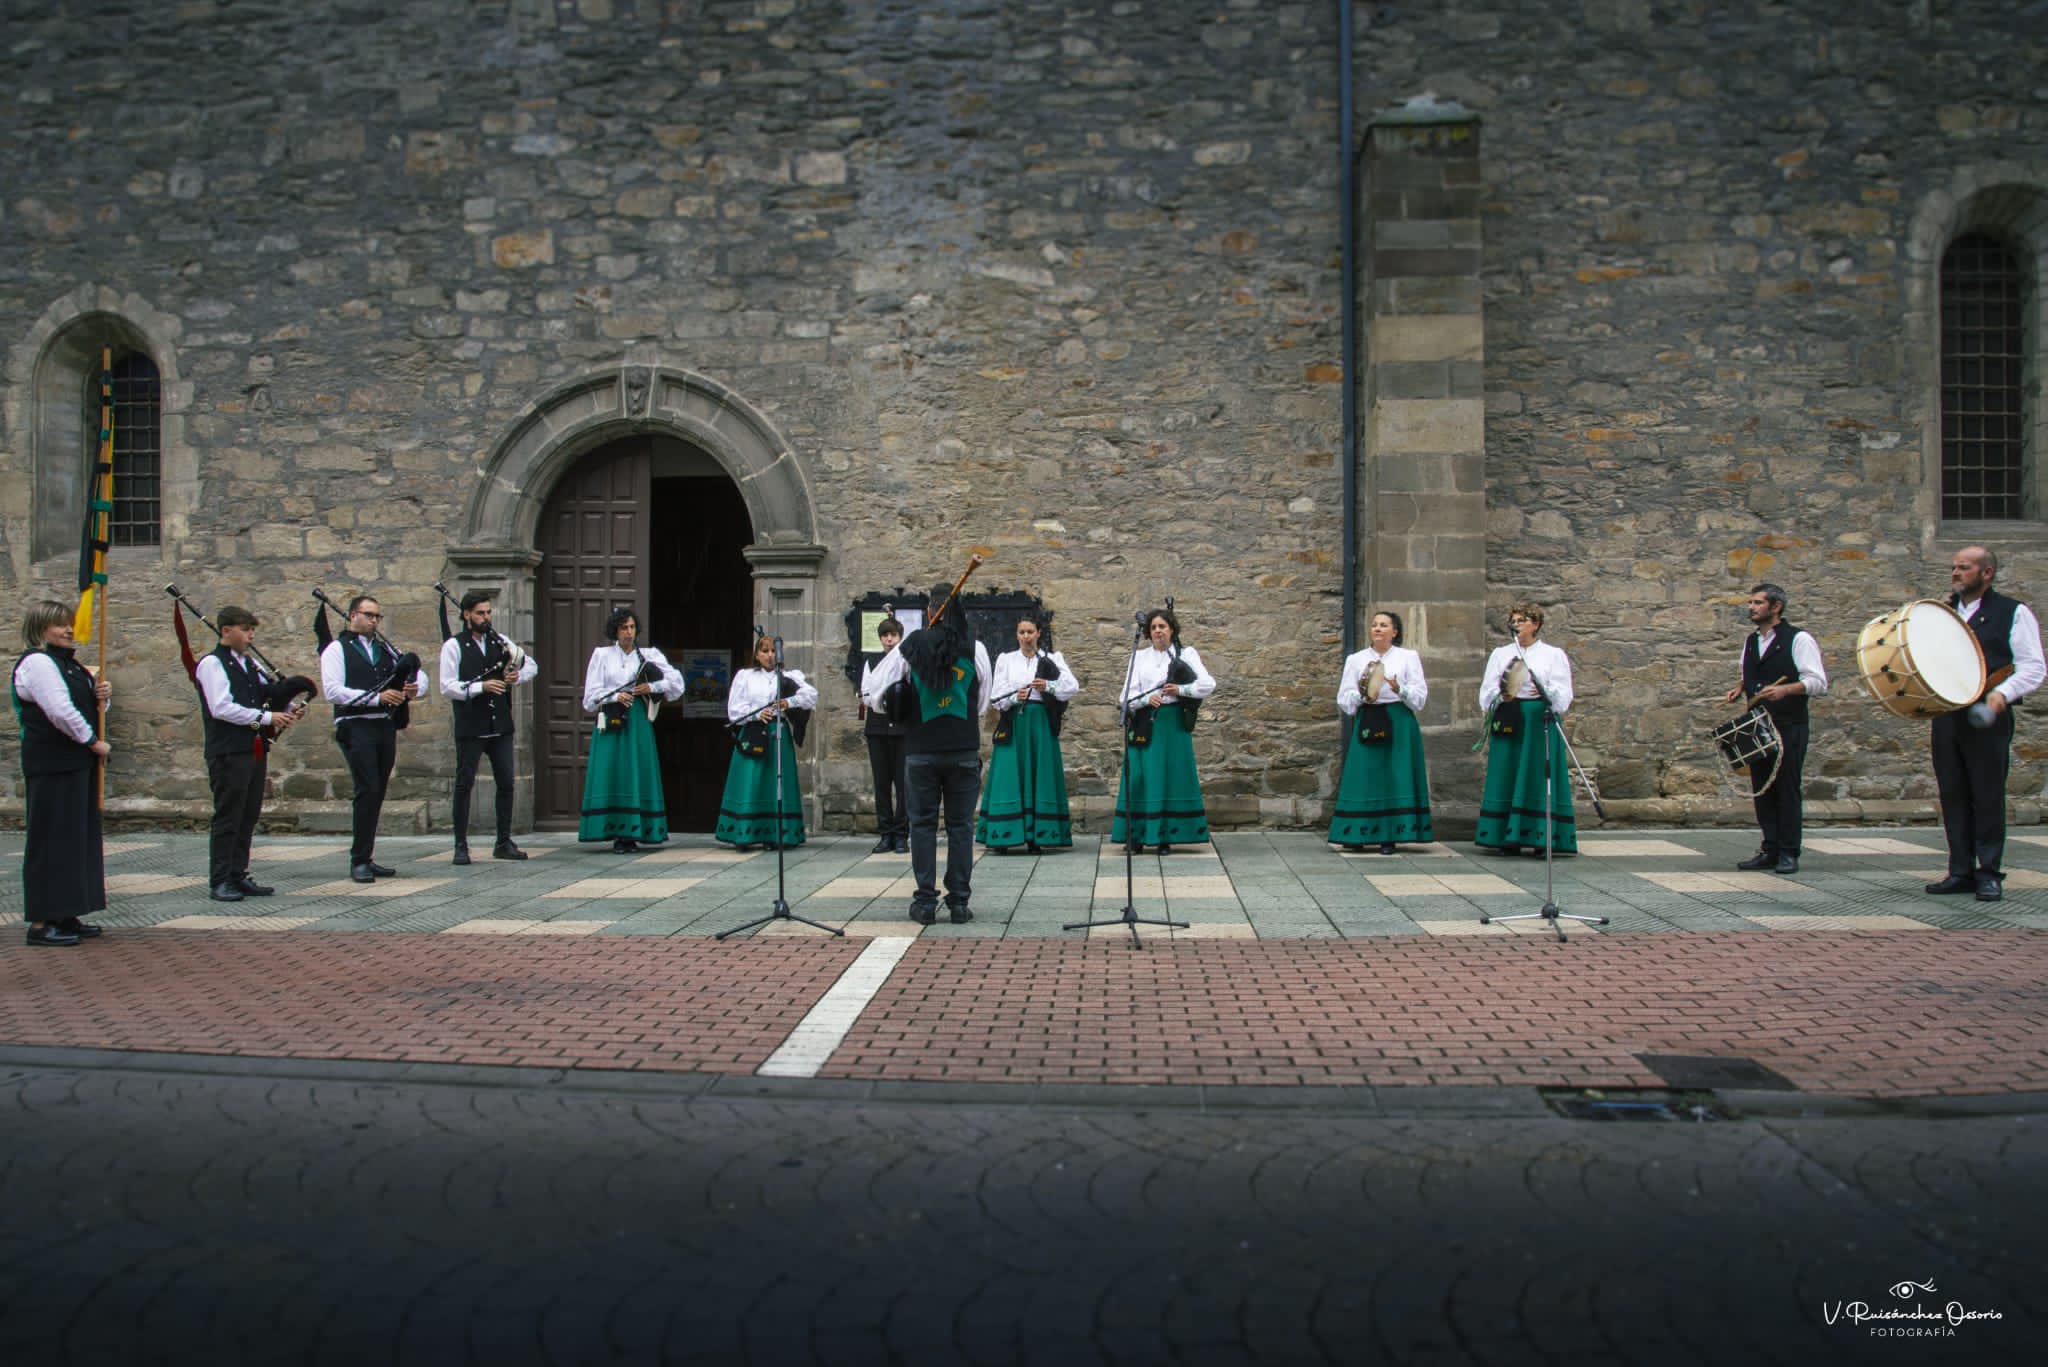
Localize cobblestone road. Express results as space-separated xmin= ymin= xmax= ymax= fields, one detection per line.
xmin=0 ymin=1053 xmax=2037 ymax=1365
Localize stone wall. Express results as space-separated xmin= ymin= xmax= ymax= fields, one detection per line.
xmin=1 ymin=0 xmax=2044 ymax=833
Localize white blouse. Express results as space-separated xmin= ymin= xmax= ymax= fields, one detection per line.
xmin=580 ymin=645 xmax=685 ymax=713
xmin=1337 ymin=645 xmax=1427 ymax=715
xmin=12 ymin=653 xmax=96 ymax=743
xmin=727 ymin=667 xmax=819 ymax=724
xmin=1479 ymin=639 xmax=1573 ymax=716
xmin=987 ymin=649 xmax=1080 ymax=713
xmin=1121 ymin=644 xmax=1216 ymax=711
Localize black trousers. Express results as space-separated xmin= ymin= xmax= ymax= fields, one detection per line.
xmin=336 ymin=720 xmax=397 ymax=865
xmin=206 ymin=748 xmax=267 ymax=887
xmin=905 ymin=749 xmax=981 ymax=909
xmin=865 ymin=733 xmax=908 ymax=839
xmin=1748 ymin=721 xmax=1807 ymax=857
xmin=1932 ymin=706 xmax=2014 ymax=877
xmin=453 ymin=732 xmax=516 ymax=845
xmin=22 ymin=765 xmax=105 ymax=923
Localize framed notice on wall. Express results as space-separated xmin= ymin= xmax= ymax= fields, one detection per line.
xmin=679 ymin=648 xmax=731 ymax=719
xmin=858 ymin=607 xmax=924 ymax=653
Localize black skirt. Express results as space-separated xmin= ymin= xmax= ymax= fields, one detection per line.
xmin=22 ymin=767 xmax=106 ymax=922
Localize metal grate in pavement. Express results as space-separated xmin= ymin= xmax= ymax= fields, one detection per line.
xmin=1636 ymin=1054 xmax=1797 ymax=1091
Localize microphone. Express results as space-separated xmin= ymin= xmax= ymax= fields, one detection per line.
xmin=1134 ymin=609 xmax=1149 ymax=627
xmin=1165 ymin=595 xmax=1175 ymax=612
xmin=754 ymin=623 xmax=765 ymax=638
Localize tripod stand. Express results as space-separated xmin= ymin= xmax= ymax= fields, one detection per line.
xmin=1066 ymin=616 xmax=1188 ymax=949
xmin=717 ymin=635 xmax=843 ymax=940
xmin=1480 ymin=667 xmax=1607 ymax=943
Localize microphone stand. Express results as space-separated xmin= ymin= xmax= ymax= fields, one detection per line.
xmin=718 ymin=633 xmax=843 ymax=940
xmin=1066 ymin=618 xmax=1188 ymax=949
xmin=1480 ymin=648 xmax=1608 ymax=942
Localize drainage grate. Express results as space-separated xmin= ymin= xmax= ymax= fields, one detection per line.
xmin=1636 ymin=1053 xmax=1797 ymax=1091
xmin=1543 ymin=1088 xmax=1730 ymax=1122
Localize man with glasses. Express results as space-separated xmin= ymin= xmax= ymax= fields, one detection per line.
xmin=320 ymin=594 xmax=422 ymax=884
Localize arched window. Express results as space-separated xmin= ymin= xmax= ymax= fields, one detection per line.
xmin=1940 ymin=231 xmax=2030 ymax=521
xmin=103 ymin=351 xmax=162 ymax=547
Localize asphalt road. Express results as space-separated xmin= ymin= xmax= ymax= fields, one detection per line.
xmin=0 ymin=1055 xmax=2038 ymax=1366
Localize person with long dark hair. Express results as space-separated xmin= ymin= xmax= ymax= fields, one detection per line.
xmin=977 ymin=611 xmax=1079 ymax=854
xmin=579 ymin=606 xmax=684 ymax=854
xmin=12 ymin=599 xmax=111 ymax=946
xmin=715 ymin=633 xmax=818 ymax=851
xmin=1329 ymin=610 xmax=1432 ymax=854
xmin=1112 ymin=607 xmax=1216 ymax=855
xmin=862 ymin=582 xmax=991 ymax=923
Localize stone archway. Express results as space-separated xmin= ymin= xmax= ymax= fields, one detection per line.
xmin=449 ymin=362 xmax=826 ymax=832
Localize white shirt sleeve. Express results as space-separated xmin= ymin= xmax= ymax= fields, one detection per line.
xmin=581 ymin=647 xmax=612 ymax=714
xmin=1177 ymin=646 xmax=1216 ymax=700
xmin=2000 ymin=606 xmax=2046 ymax=704
xmin=1791 ymin=631 xmax=1828 ymax=698
xmin=641 ymin=648 xmax=687 ymax=701
xmin=15 ymin=654 xmax=96 ymax=744
xmin=974 ymin=642 xmax=993 ymax=719
xmin=1394 ymin=647 xmax=1429 ymax=714
xmin=1540 ymin=643 xmax=1574 ymax=716
xmin=862 ymin=648 xmax=906 ymax=710
xmin=1336 ymin=650 xmax=1366 ymax=716
xmin=437 ymin=638 xmax=470 ymax=701
xmin=320 ymin=640 xmax=384 ymax=709
xmin=198 ymin=654 xmax=268 ymax=728
xmin=989 ymin=651 xmax=1021 ymax=713
xmin=1049 ymin=651 xmax=1079 ymax=701
xmin=1479 ymin=645 xmax=1508 ymax=714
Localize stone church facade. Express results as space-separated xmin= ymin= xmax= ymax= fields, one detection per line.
xmin=3 ymin=0 xmax=2044 ymax=837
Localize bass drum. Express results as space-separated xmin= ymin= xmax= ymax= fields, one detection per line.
xmin=1856 ymin=599 xmax=1985 ymax=719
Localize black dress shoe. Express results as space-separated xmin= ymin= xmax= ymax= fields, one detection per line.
xmin=493 ymin=841 xmax=528 ymax=861
xmin=209 ymin=882 xmax=246 ymax=902
xmin=1126 ymin=840 xmax=1144 ymax=854
xmin=1774 ymin=854 xmax=1799 ymax=876
xmin=613 ymin=840 xmax=640 ymax=854
xmin=235 ymin=876 xmax=274 ymax=896
xmin=452 ymin=845 xmax=472 ymax=866
xmin=1157 ymin=843 xmax=1174 ymax=856
xmin=1026 ymin=842 xmax=1042 ymax=854
xmin=1925 ymin=874 xmax=1976 ymax=895
xmin=1380 ymin=843 xmax=1398 ymax=855
xmin=908 ymin=903 xmax=937 ymax=925
xmin=892 ymin=838 xmax=909 ymax=853
xmin=26 ymin=924 xmax=81 ymax=947
xmin=1976 ymin=875 xmax=2003 ymax=903
xmin=870 ymin=838 xmax=894 ymax=854
xmin=1735 ymin=849 xmax=1776 ymax=871
xmin=1483 ymin=845 xmax=1519 ymax=857
xmin=350 ymin=864 xmax=376 ymax=885
xmin=57 ymin=917 xmax=104 ymax=939
xmin=948 ymin=903 xmax=974 ymax=924
xmin=368 ymin=862 xmax=398 ymax=878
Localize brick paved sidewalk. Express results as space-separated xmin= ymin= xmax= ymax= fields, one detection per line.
xmin=6 ymin=826 xmax=2047 ymax=938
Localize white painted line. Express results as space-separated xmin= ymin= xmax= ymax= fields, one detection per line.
xmin=757 ymin=935 xmax=916 ymax=1079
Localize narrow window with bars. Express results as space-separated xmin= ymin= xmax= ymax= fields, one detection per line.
xmin=91 ymin=351 xmax=162 ymax=547
xmin=1940 ymin=232 xmax=2031 ymax=521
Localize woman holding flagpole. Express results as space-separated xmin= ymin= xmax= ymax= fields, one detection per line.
xmin=12 ymin=600 xmax=112 ymax=946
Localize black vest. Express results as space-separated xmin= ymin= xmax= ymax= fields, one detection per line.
xmin=1951 ymin=589 xmax=2020 ymax=701
xmin=200 ymin=644 xmax=269 ymax=760
xmin=861 ymin=653 xmax=906 ymax=738
xmin=450 ymin=632 xmax=516 ymax=740
xmin=12 ymin=645 xmax=99 ymax=777
xmin=1741 ymin=622 xmax=1809 ymax=727
xmin=333 ymin=631 xmax=401 ymax=723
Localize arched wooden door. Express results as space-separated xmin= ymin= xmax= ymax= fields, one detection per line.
xmin=532 ymin=440 xmax=651 ymax=827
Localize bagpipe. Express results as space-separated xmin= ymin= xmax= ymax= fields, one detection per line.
xmin=1353 ymin=657 xmax=1393 ymax=746
xmin=311 ymin=587 xmax=422 ymax=729
xmin=165 ymin=584 xmax=318 ymax=747
xmin=598 ymin=656 xmax=668 ymax=734
xmin=994 ymin=652 xmax=1067 ymax=745
xmin=731 ymin=667 xmax=811 ymax=756
xmin=432 ymin=581 xmax=528 ymax=680
xmin=1123 ymin=597 xmax=1199 ymax=748
xmin=877 ymin=551 xmax=986 ymax=726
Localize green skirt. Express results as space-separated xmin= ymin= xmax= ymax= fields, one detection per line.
xmin=1328 ymin=704 xmax=1434 ymax=846
xmin=713 ymin=725 xmax=806 ymax=847
xmin=1474 ymin=699 xmax=1576 ymax=852
xmin=1111 ymin=706 xmax=1210 ymax=846
xmin=977 ymin=704 xmax=1073 ymax=849
xmin=578 ymin=705 xmax=669 ymax=843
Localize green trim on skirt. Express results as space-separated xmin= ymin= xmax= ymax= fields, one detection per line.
xmin=977 ymin=703 xmax=1073 ymax=849
xmin=714 ymin=725 xmax=806 ymax=847
xmin=1474 ymin=698 xmax=1577 ymax=852
xmin=1327 ymin=703 xmax=1434 ymax=846
xmin=1111 ymin=707 xmax=1210 ymax=846
xmin=578 ymin=705 xmax=669 ymax=843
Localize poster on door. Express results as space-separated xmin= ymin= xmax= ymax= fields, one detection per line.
xmin=680 ymin=648 xmax=731 ymax=719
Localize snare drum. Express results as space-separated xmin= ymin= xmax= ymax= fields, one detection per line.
xmin=1710 ymin=708 xmax=1781 ymax=771
xmin=1856 ymin=599 xmax=1986 ymax=719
